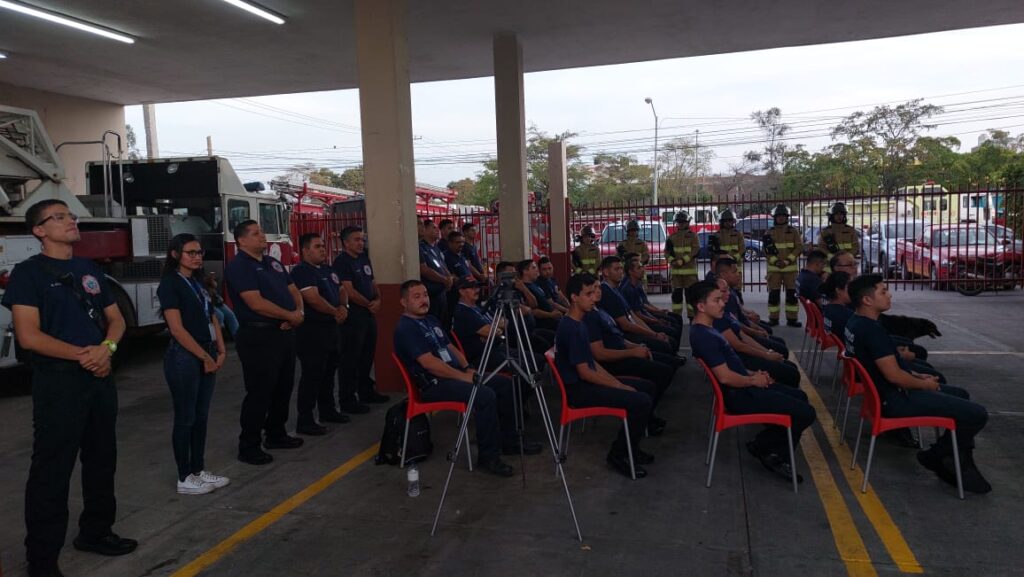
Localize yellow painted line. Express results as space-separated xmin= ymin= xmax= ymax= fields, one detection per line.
xmin=924 ymin=351 xmax=1024 ymax=356
xmin=172 ymin=443 xmax=379 ymax=577
xmin=795 ymin=361 xmax=925 ymax=574
xmin=800 ymin=425 xmax=878 ymax=577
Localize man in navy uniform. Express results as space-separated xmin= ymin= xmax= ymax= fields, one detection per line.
xmin=3 ymin=199 xmax=137 ymax=577
xmin=226 ymin=220 xmax=305 ymax=465
xmin=556 ymin=273 xmax=655 ymax=478
xmin=618 ymin=256 xmax=681 ymax=342
xmin=419 ymin=219 xmax=454 ymax=328
xmin=516 ymin=259 xmax=564 ymax=331
xmin=333 ymin=226 xmax=390 ymax=411
xmin=537 ymin=256 xmax=570 ymax=312
xmin=461 ymin=222 xmax=488 ymax=283
xmin=688 ymin=280 xmax=816 ymax=483
xmin=797 ymin=249 xmax=828 ymax=304
xmin=717 ymin=258 xmax=790 ymax=358
xmin=843 ymin=274 xmax=990 ymax=493
xmin=291 ymin=233 xmax=351 ymax=435
xmin=598 ymin=256 xmax=677 ymax=355
xmin=394 ymin=280 xmax=540 ymax=476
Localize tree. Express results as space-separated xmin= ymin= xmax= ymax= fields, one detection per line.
xmin=744 ymin=107 xmax=791 ymax=190
xmin=831 ymin=99 xmax=943 ymax=193
xmin=447 ymin=177 xmax=479 ymax=204
xmin=338 ymin=166 xmax=365 ymax=192
xmin=587 ymin=153 xmax=652 ymax=203
xmin=656 ymin=135 xmax=714 ymax=201
xmin=125 ymin=124 xmax=141 ymax=160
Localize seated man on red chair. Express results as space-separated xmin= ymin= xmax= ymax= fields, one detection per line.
xmin=393 ymin=280 xmax=541 ymax=478
xmin=687 ymin=280 xmax=816 ymax=484
xmin=555 ymin=273 xmax=655 ymax=479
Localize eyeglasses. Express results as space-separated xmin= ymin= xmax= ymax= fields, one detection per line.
xmin=835 ymin=262 xmax=856 ymax=268
xmin=183 ymin=249 xmax=205 ymax=257
xmin=35 ymin=212 xmax=79 ymax=227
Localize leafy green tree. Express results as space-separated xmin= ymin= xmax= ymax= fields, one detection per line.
xmin=338 ymin=166 xmax=365 ymax=192
xmin=656 ymin=135 xmax=714 ymax=201
xmin=125 ymin=124 xmax=141 ymax=160
xmin=588 ymin=153 xmax=652 ymax=203
xmin=744 ymin=108 xmax=790 ymax=185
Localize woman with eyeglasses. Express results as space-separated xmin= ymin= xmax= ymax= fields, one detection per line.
xmin=156 ymin=234 xmax=230 ymax=495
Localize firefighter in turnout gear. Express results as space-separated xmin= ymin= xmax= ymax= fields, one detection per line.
xmin=665 ymin=211 xmax=701 ymax=320
xmin=817 ymin=202 xmax=860 ymax=270
xmin=763 ymin=204 xmax=803 ymax=327
xmin=617 ymin=220 xmax=650 ymax=265
xmin=572 ymin=226 xmax=601 ymax=275
xmin=713 ymin=209 xmax=745 ymax=287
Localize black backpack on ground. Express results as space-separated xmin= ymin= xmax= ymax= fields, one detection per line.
xmin=375 ymin=399 xmax=433 ymax=466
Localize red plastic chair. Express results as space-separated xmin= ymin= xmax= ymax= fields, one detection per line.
xmin=390 ymin=352 xmax=473 ymax=471
xmin=797 ymin=296 xmax=820 ymax=367
xmin=696 ymin=358 xmax=799 ymax=493
xmin=834 ymin=351 xmax=864 ymax=444
xmin=845 ymin=355 xmax=964 ymax=499
xmin=544 ymin=349 xmax=637 ymax=480
xmin=449 ymin=330 xmax=466 ymax=356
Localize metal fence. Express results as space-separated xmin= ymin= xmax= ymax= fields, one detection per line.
xmin=569 ymin=186 xmax=1024 ymax=295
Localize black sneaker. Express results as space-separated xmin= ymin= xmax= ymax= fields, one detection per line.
xmin=635 ymin=448 xmax=655 ymax=465
xmin=296 ymin=423 xmax=328 ymax=436
xmin=787 ymin=320 xmax=803 ymax=328
xmin=72 ymin=533 xmax=138 ymax=556
xmin=238 ymin=448 xmax=274 ymax=465
xmin=883 ymin=428 xmax=920 ymax=448
xmin=769 ymin=319 xmax=780 ymax=327
xmin=502 ymin=440 xmax=544 ymax=456
xmin=339 ymin=401 xmax=371 ymax=415
xmin=960 ymin=463 xmax=993 ymax=494
xmin=758 ymin=453 xmax=804 ymax=484
xmin=361 ymin=392 xmax=391 ymax=404
xmin=478 ymin=457 xmax=516 ymax=477
xmin=28 ymin=562 xmax=64 ymax=577
xmin=264 ymin=435 xmax=304 ymax=449
xmin=606 ymin=452 xmax=647 ymax=479
xmin=320 ymin=411 xmax=351 ymax=424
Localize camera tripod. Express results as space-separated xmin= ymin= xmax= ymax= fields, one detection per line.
xmin=430 ymin=286 xmax=583 ymax=542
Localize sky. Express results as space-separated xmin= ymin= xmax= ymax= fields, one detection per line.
xmin=126 ymin=22 xmax=1024 ymax=189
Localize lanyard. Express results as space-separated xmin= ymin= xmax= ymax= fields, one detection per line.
xmin=414 ymin=317 xmax=444 ymax=350
xmin=458 ymin=301 xmax=492 ymax=323
xmin=179 ymin=273 xmax=209 ymax=313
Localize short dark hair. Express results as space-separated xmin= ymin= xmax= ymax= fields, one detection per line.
xmin=495 ymin=260 xmax=514 ymax=273
xmin=820 ymin=271 xmax=851 ymax=300
xmin=714 ymin=257 xmax=738 ymax=274
xmin=566 ymin=273 xmax=598 ymax=298
xmin=600 ymin=255 xmax=622 ymax=270
xmin=622 ymin=252 xmax=639 ymax=262
xmin=400 ymin=279 xmax=424 ymax=298
xmin=233 ymin=219 xmax=258 ymax=240
xmin=25 ymin=199 xmax=68 ymax=235
xmin=537 ymin=256 xmax=552 ymax=266
xmin=807 ymin=250 xmax=828 ymax=266
xmin=446 ymin=230 xmax=464 ymax=243
xmin=704 ymin=271 xmax=718 ymax=284
xmin=686 ymin=280 xmax=719 ymax=309
xmin=299 ymin=232 xmax=321 ymax=250
xmin=421 ymin=218 xmax=435 ymax=228
xmin=829 ymin=250 xmax=853 ymax=270
xmin=340 ymin=226 xmax=363 ymax=241
xmin=848 ymin=273 xmax=884 ymax=308
xmin=438 ymin=219 xmax=454 ymax=230
xmin=515 ymin=259 xmax=535 ymax=274
xmin=461 ymin=222 xmax=476 ymax=232
xmin=627 ymin=259 xmax=643 ymax=273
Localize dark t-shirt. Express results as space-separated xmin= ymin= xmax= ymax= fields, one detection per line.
xmin=844 ymin=313 xmax=900 ymax=399
xmin=225 ymin=252 xmax=295 ymax=324
xmin=452 ymin=302 xmax=492 ymax=361
xmin=690 ymin=323 xmax=748 ymax=376
xmin=539 ymin=277 xmax=561 ymax=303
xmin=797 ymin=269 xmax=823 ymax=302
xmin=419 ymin=239 xmax=450 ymax=294
xmin=394 ymin=314 xmax=461 ymax=379
xmin=555 ymin=316 xmax=596 ymax=385
xmin=158 ymin=273 xmax=215 ymax=344
xmin=618 ymin=279 xmax=647 ymax=312
xmin=291 ymin=261 xmax=342 ymax=324
xmin=526 ymin=282 xmax=553 ymax=312
xmin=712 ymin=312 xmax=743 ymax=338
xmin=725 ymin=289 xmax=750 ymax=327
xmin=442 ymin=247 xmax=472 ymax=281
xmin=2 ymin=255 xmax=114 ymax=351
xmin=461 ymin=242 xmax=484 ymax=273
xmin=822 ymin=303 xmax=853 ymax=338
xmin=333 ymin=251 xmax=375 ymax=305
xmin=584 ymin=308 xmax=627 ymax=349
xmin=599 ymin=281 xmax=631 ymax=320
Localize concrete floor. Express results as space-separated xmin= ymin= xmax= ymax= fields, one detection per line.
xmin=0 ymin=288 xmax=1022 ymax=577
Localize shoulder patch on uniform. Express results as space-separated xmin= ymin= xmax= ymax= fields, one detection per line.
xmin=363 ymin=264 xmax=372 ymax=276
xmin=82 ymin=274 xmax=102 ymax=296
xmin=271 ymin=261 xmax=284 ymax=273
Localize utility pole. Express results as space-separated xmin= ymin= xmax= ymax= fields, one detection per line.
xmin=206 ymin=135 xmax=214 ymax=156
xmin=644 ymin=97 xmax=659 ymax=205
xmin=142 ymin=103 xmax=159 ymax=158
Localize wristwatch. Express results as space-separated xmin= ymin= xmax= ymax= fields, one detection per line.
xmin=101 ymin=339 xmax=118 ymax=355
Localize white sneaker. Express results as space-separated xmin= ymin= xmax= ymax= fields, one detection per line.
xmin=198 ymin=470 xmax=230 ymax=489
xmin=177 ymin=474 xmax=215 ymax=495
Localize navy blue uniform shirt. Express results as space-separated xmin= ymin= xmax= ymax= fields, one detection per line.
xmin=554 ymin=316 xmax=596 ymax=385
xmin=452 ymin=302 xmax=493 ymax=361
xmin=333 ymin=251 xmax=375 ymax=305
xmin=291 ymin=261 xmax=342 ymax=324
xmin=158 ymin=273 xmax=215 ymax=344
xmin=690 ymin=323 xmax=749 ymax=376
xmin=539 ymin=277 xmax=561 ymax=303
xmin=725 ymin=289 xmax=751 ymax=327
xmin=442 ymin=246 xmax=472 ymax=282
xmin=461 ymin=242 xmax=483 ymax=273
xmin=419 ymin=239 xmax=450 ymax=294
xmin=797 ymin=269 xmax=823 ymax=302
xmin=526 ymin=282 xmax=554 ymax=312
xmin=2 ymin=255 xmax=114 ymax=351
xmin=618 ymin=279 xmax=647 ymax=312
xmin=712 ymin=312 xmax=743 ymax=338
xmin=844 ymin=313 xmax=900 ymax=399
xmin=823 ymin=303 xmax=853 ymax=338
xmin=225 ymin=252 xmax=295 ymax=324
xmin=599 ymin=281 xmax=631 ymax=320
xmin=394 ymin=314 xmax=462 ymax=379
xmin=584 ymin=308 xmax=628 ymax=349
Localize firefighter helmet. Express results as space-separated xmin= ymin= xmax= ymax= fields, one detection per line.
xmin=828 ymin=202 xmax=848 ymax=222
xmin=719 ymin=209 xmax=736 ymax=223
xmin=626 ymin=220 xmax=640 ymax=231
xmin=673 ymin=211 xmax=690 ymax=224
xmin=580 ymin=225 xmax=596 ymax=237
xmin=771 ymin=204 xmax=790 ymax=218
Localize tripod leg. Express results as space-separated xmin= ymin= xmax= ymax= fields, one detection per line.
xmin=556 ymin=424 xmax=565 ymax=477
xmin=623 ymin=417 xmax=637 ymax=480
xmin=400 ymin=419 xmax=410 ymax=469
xmin=431 ymin=386 xmax=479 ymax=537
xmin=459 ymin=415 xmax=473 ymax=471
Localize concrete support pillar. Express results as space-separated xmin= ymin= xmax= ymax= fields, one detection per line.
xmin=354 ymin=0 xmax=418 ymax=392
xmin=493 ymin=34 xmax=530 ymax=261
xmin=547 ymin=140 xmax=571 ymax=287
xmin=142 ymin=103 xmax=159 ymax=159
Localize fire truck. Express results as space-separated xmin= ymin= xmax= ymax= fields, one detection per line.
xmin=0 ymin=104 xmax=292 ymax=369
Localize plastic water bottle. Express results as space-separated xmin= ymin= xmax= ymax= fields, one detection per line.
xmin=407 ymin=464 xmax=420 ymax=497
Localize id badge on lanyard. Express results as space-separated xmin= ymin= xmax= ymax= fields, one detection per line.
xmin=180 ymin=273 xmax=215 ymax=340
xmin=417 ymin=318 xmax=452 ymax=363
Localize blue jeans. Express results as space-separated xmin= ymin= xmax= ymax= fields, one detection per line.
xmin=213 ymin=304 xmax=239 ymax=338
xmin=164 ymin=340 xmax=217 ymax=481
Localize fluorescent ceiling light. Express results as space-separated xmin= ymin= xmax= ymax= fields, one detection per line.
xmin=0 ymin=1 xmax=134 ymax=44
xmin=0 ymin=52 xmax=7 ymax=59
xmin=220 ymin=0 xmax=285 ymax=24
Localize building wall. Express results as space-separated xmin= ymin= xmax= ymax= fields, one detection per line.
xmin=0 ymin=83 xmax=126 ymax=196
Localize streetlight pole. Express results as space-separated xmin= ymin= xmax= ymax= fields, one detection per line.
xmin=644 ymin=97 xmax=659 ymax=205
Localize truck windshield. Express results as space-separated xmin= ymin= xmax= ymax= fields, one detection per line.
xmin=259 ymin=203 xmax=282 ymax=235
